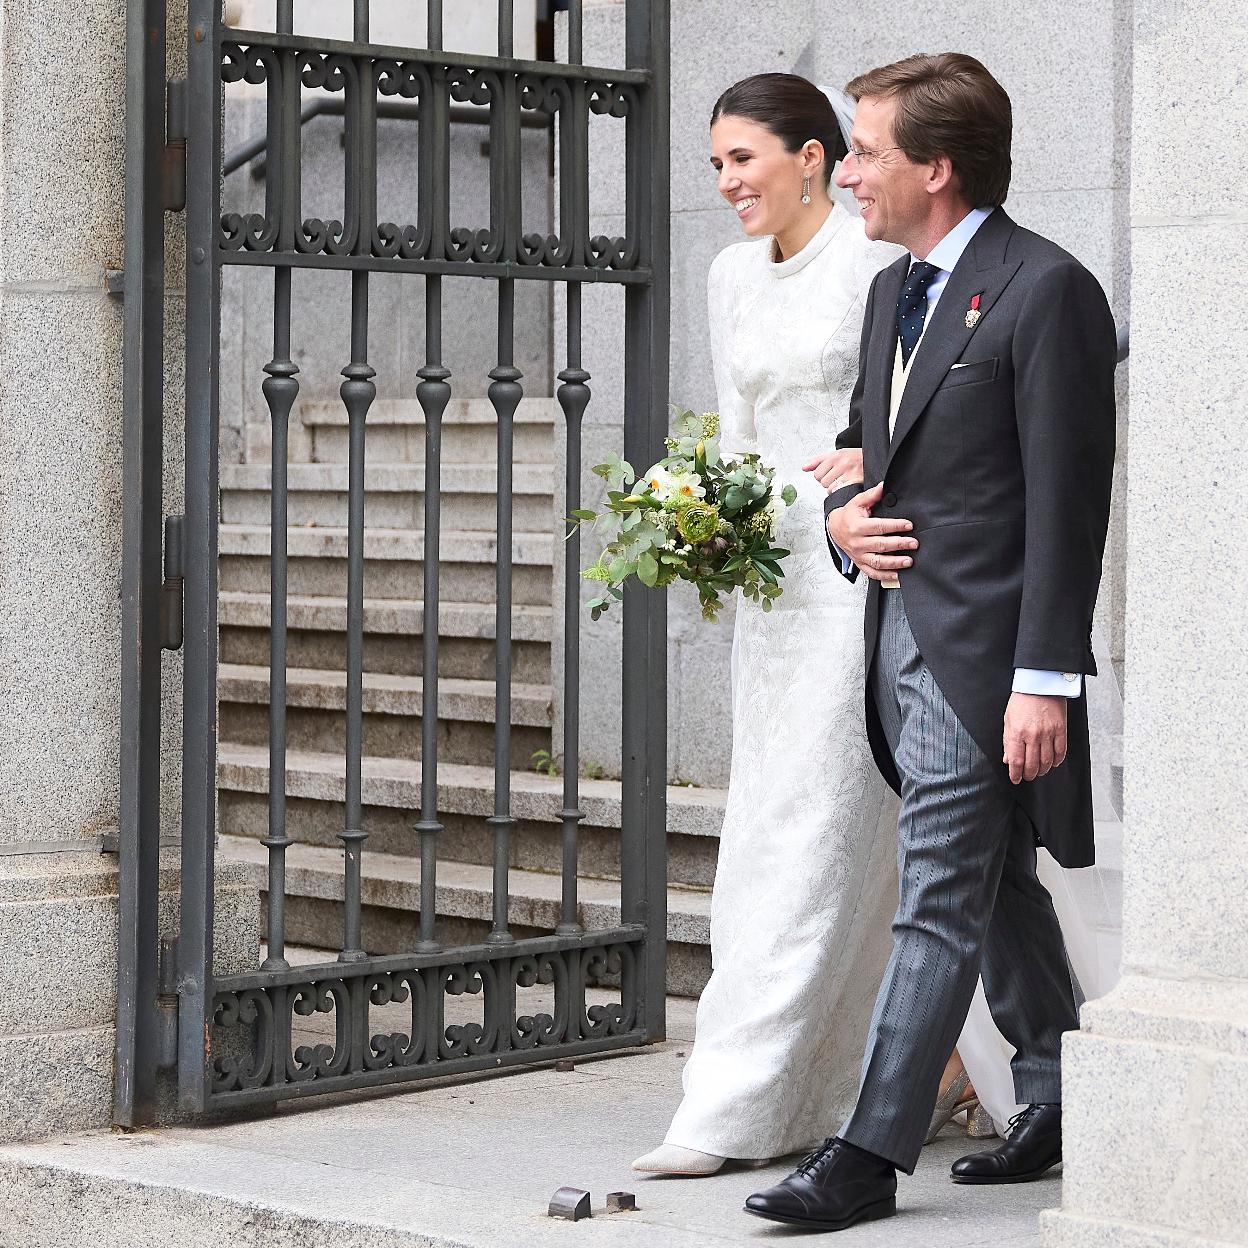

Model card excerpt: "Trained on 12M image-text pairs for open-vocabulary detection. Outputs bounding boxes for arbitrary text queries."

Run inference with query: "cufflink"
[1063,672,1077,682]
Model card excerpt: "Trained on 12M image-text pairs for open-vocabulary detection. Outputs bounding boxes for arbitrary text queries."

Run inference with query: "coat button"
[883,491,898,507]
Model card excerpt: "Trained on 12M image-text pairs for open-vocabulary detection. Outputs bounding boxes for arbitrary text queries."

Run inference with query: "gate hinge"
[156,936,180,1069]
[161,514,185,651]
[163,78,187,213]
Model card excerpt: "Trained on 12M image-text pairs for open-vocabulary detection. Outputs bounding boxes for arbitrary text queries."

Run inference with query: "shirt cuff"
[1012,668,1083,697]
[830,540,855,576]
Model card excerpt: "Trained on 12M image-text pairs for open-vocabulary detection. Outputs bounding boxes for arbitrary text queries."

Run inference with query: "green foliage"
[530,749,559,777]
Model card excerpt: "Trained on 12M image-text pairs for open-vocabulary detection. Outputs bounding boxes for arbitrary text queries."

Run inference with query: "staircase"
[216,396,725,995]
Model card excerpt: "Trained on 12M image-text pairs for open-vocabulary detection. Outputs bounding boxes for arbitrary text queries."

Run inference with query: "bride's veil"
[820,85,862,219]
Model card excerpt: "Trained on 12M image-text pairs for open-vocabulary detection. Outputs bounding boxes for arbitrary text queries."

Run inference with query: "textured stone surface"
[1046,4,1248,1243]
[0,288,125,846]
[0,991,1053,1247]
[0,1027,116,1146]
[0,0,126,285]
[0,852,259,1142]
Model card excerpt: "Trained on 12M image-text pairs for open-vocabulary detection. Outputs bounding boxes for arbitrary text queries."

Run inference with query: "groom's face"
[837,95,931,249]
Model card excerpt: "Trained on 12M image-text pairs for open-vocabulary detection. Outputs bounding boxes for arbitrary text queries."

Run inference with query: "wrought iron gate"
[117,0,669,1122]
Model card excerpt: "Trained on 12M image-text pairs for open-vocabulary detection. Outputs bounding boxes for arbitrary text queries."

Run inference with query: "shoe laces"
[1006,1104,1044,1134]
[794,1139,841,1177]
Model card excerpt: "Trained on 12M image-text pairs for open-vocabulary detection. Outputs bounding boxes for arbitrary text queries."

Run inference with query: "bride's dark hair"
[710,73,848,186]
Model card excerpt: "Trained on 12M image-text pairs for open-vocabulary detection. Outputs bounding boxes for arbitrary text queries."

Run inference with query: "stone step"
[217,742,727,890]
[298,396,558,466]
[218,524,554,605]
[218,591,552,683]
[218,664,552,769]
[219,462,556,531]
[217,833,712,997]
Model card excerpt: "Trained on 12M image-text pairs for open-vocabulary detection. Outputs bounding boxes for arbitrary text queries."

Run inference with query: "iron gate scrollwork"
[120,0,668,1120]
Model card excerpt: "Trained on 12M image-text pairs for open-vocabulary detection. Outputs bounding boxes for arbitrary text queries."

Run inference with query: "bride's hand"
[802,448,864,492]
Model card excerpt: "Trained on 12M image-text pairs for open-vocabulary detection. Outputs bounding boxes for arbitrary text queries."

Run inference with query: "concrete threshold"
[0,993,1055,1247]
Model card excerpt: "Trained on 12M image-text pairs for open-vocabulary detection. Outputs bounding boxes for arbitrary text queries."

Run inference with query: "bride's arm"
[706,249,757,457]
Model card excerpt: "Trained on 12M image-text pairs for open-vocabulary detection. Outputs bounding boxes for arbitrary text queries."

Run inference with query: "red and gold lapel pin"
[965,293,983,329]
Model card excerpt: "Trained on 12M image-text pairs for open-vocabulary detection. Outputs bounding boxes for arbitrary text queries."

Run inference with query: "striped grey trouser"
[840,590,1078,1174]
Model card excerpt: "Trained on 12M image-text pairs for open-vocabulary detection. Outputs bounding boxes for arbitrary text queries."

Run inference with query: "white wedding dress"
[663,203,906,1158]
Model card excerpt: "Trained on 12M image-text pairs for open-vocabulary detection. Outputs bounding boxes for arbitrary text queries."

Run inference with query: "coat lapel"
[886,208,1022,470]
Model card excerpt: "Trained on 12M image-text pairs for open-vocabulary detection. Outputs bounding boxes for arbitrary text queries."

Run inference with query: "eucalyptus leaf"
[781,484,798,506]
[636,551,659,587]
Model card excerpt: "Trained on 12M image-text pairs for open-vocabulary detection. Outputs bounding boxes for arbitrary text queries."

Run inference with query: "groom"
[746,54,1116,1230]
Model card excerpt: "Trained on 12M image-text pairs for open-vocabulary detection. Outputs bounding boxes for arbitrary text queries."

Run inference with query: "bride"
[633,73,1016,1177]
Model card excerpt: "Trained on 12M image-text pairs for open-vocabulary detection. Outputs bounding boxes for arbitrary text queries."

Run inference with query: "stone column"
[1042,4,1248,1244]
[0,0,253,1139]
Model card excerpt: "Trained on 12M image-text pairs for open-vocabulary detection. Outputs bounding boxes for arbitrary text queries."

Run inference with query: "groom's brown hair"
[846,53,1012,207]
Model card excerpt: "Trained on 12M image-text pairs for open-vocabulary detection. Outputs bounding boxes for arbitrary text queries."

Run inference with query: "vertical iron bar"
[178,0,223,1112]
[340,288,372,965]
[339,4,376,963]
[621,0,670,1042]
[487,279,521,945]
[427,0,443,53]
[116,0,168,1129]
[556,285,588,935]
[260,0,299,974]
[415,279,449,953]
[414,6,451,951]
[568,0,583,64]
[498,0,514,58]
[261,270,297,970]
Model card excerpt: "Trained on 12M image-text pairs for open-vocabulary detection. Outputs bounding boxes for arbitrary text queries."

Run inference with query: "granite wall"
[1043,3,1248,1243]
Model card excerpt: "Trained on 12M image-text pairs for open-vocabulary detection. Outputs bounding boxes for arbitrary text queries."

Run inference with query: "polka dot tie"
[896,260,940,368]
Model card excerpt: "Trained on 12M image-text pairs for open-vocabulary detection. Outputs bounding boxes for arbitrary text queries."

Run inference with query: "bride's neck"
[772,200,833,263]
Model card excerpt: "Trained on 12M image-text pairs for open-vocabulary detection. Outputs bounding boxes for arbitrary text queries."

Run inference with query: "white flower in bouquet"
[642,463,677,500]
[765,494,788,527]
[668,472,707,506]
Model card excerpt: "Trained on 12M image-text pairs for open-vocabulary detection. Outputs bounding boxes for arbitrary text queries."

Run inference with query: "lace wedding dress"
[662,204,905,1158]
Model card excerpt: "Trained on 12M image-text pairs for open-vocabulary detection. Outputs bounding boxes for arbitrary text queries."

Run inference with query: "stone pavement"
[0,994,1058,1247]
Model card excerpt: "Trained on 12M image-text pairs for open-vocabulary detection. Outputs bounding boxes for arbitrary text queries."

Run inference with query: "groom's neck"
[901,193,976,261]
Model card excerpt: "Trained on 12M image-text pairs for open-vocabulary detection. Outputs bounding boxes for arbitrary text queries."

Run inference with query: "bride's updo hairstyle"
[710,73,847,186]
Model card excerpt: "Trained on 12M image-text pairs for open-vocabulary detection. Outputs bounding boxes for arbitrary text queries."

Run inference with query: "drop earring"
[801,176,811,205]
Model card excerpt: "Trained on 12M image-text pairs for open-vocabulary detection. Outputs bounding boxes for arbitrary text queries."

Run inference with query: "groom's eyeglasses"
[844,145,902,166]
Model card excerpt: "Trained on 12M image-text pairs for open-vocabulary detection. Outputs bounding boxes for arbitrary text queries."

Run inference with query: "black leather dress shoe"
[951,1103,1062,1184]
[745,1138,897,1231]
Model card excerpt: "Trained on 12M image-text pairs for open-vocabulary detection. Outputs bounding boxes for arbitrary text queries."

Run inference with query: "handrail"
[224,97,551,179]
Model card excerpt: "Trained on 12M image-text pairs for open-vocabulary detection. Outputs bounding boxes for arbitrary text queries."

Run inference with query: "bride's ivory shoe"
[631,1144,773,1176]
[631,1144,725,1175]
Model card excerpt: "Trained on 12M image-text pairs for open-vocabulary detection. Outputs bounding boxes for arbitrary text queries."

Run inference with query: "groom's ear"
[925,152,957,197]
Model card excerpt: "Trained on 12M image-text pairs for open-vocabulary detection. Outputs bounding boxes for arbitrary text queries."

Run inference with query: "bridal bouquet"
[572,408,797,622]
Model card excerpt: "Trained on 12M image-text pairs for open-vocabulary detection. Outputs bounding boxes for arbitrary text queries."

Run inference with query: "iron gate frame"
[118,0,669,1123]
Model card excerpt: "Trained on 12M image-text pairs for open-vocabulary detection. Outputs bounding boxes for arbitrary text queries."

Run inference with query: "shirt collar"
[913,206,993,275]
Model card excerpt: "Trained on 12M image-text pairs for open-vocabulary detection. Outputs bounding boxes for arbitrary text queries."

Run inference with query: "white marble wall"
[1043,3,1248,1242]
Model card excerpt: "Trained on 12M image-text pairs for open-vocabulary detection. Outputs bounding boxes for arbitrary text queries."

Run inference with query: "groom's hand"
[1003,693,1069,784]
[826,482,917,582]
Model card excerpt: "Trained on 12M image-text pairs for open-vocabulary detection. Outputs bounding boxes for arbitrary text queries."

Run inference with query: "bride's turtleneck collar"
[767,202,848,278]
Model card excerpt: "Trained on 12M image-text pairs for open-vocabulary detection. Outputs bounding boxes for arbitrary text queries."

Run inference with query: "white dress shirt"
[833,207,1082,698]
